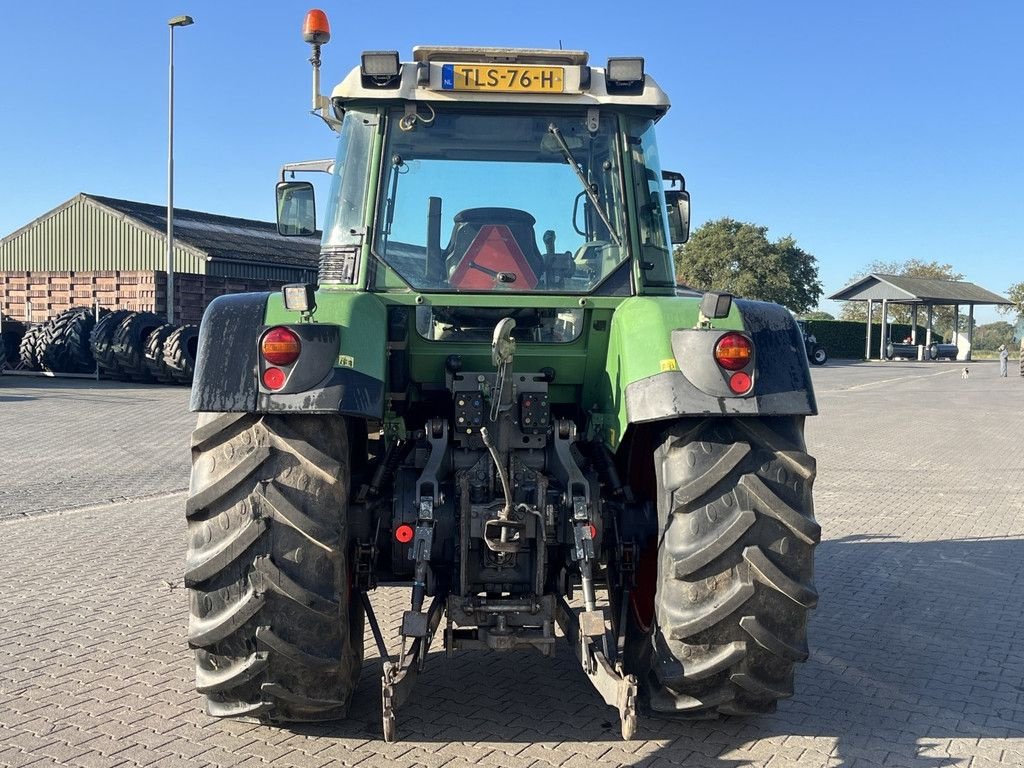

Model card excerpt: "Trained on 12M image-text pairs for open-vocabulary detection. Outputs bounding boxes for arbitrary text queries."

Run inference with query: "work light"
[282,283,316,313]
[606,57,644,85]
[361,51,401,84]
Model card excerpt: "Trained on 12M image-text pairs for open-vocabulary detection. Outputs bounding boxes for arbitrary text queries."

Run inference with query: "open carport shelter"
[0,193,319,325]
[829,274,1012,361]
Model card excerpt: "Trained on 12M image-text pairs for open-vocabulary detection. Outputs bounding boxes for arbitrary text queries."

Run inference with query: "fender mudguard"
[189,292,384,418]
[190,292,269,413]
[622,298,817,423]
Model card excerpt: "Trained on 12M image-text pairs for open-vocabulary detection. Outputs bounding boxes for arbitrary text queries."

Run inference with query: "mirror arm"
[662,169,685,189]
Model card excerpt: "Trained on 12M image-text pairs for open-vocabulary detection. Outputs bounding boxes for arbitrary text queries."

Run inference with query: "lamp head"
[302,9,331,45]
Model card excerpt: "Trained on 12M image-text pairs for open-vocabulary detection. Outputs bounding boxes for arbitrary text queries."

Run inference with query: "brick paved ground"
[0,380,192,520]
[0,361,1022,767]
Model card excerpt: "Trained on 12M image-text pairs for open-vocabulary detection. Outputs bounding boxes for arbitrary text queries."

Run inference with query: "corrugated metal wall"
[206,259,316,283]
[0,196,206,274]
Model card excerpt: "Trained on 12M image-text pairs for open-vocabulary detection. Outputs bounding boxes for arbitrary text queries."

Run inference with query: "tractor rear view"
[185,11,820,741]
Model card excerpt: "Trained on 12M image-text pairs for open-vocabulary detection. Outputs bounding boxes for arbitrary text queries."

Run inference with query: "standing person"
[999,344,1009,377]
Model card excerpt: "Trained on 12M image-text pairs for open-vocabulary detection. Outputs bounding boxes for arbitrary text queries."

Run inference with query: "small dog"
[961,367,970,379]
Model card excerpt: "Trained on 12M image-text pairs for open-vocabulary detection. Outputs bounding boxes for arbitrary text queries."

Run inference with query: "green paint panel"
[600,296,745,441]
[265,290,387,381]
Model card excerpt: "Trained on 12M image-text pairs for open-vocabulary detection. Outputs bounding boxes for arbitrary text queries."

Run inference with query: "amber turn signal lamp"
[261,327,301,366]
[714,333,752,371]
[302,9,331,45]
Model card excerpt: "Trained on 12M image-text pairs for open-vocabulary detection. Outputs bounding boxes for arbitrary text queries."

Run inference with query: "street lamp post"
[167,15,194,324]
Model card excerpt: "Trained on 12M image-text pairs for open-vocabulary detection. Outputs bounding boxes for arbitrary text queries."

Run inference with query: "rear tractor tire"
[632,417,819,718]
[112,311,165,382]
[164,324,200,385]
[144,323,178,383]
[19,325,46,370]
[1,315,26,369]
[40,306,105,374]
[186,413,364,721]
[90,309,132,379]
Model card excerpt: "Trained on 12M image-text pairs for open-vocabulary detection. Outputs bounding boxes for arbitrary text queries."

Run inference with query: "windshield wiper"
[547,124,621,246]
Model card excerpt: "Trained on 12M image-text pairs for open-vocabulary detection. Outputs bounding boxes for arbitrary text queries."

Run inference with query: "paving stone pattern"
[0,380,193,520]
[0,361,1022,767]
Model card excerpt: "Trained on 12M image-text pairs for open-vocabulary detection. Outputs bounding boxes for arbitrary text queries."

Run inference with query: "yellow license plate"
[441,64,564,93]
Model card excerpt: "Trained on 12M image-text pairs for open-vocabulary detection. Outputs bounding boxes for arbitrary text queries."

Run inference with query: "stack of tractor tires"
[39,307,107,374]
[185,414,364,721]
[88,310,199,385]
[631,416,820,719]
[5,307,198,384]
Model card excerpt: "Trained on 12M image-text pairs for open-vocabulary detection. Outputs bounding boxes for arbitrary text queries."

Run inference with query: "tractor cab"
[276,44,690,300]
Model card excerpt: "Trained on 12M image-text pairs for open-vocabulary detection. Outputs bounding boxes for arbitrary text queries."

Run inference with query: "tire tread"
[186,413,362,722]
[639,417,818,718]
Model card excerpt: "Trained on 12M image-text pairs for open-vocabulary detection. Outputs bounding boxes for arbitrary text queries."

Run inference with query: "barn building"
[0,193,319,326]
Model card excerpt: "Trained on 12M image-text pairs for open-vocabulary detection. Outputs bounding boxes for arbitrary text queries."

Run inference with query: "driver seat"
[445,208,545,288]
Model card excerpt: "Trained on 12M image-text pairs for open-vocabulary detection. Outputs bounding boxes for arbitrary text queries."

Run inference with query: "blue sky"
[1,1,1021,322]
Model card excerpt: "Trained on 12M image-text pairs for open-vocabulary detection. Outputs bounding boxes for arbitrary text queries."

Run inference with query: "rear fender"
[603,297,816,443]
[190,290,386,418]
[190,293,269,412]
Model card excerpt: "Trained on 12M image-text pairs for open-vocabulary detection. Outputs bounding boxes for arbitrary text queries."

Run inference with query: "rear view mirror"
[665,189,690,245]
[276,181,317,236]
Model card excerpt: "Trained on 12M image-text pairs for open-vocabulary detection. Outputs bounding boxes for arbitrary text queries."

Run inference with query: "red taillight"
[714,333,752,371]
[394,524,414,543]
[262,367,287,390]
[261,327,301,366]
[728,370,753,395]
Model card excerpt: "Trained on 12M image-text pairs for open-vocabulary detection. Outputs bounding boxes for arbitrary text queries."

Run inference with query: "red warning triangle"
[449,225,539,291]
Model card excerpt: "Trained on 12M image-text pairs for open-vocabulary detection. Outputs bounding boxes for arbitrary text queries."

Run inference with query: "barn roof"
[85,194,320,269]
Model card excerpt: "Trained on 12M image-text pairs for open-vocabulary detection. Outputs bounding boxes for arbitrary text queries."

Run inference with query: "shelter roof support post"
[880,299,889,360]
[964,304,974,362]
[865,299,873,361]
[953,304,960,360]
[911,305,918,345]
[926,305,933,350]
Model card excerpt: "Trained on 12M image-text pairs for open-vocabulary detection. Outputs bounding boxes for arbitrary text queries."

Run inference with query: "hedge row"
[802,320,945,359]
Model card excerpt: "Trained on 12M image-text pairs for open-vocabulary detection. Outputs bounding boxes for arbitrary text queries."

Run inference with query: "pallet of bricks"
[0,271,198,384]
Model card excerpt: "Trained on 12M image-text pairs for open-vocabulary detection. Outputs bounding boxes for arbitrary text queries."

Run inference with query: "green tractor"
[185,11,820,742]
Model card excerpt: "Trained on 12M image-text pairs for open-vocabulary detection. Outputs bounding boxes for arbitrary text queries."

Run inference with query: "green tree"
[798,310,835,321]
[674,218,822,313]
[837,259,964,335]
[972,321,1014,351]
[998,281,1024,319]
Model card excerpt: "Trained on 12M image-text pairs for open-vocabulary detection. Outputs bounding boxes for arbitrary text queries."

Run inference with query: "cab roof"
[329,46,670,115]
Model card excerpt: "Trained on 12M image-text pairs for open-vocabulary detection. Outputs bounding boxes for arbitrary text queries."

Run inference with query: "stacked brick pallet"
[1,271,158,323]
[0,270,285,326]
